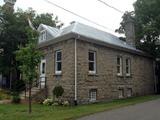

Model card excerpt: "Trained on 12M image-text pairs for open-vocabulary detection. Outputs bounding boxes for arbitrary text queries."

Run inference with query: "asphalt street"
[77,99,160,120]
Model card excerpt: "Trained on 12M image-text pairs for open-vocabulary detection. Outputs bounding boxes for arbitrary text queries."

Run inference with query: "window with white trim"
[126,58,131,76]
[39,30,46,42]
[118,88,124,99]
[89,89,97,102]
[117,56,122,76]
[55,50,62,75]
[127,88,132,97]
[40,59,46,75]
[89,51,96,74]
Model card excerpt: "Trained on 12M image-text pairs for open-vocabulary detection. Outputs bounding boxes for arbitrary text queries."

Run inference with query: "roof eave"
[38,32,152,58]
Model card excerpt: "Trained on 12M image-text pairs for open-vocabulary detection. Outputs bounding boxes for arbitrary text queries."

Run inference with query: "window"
[126,58,131,76]
[118,88,124,99]
[40,59,46,75]
[127,88,132,97]
[39,30,46,42]
[55,50,62,74]
[89,89,97,102]
[89,51,96,74]
[117,56,122,76]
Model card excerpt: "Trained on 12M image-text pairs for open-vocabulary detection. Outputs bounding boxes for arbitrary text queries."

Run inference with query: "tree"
[134,0,160,58]
[16,28,42,113]
[116,0,160,59]
[0,6,63,89]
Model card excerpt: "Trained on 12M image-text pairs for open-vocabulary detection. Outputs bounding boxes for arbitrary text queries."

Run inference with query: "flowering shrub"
[43,98,53,106]
[63,101,70,106]
[52,102,59,106]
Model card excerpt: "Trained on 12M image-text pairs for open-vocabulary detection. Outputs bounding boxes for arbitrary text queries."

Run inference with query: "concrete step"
[20,87,42,99]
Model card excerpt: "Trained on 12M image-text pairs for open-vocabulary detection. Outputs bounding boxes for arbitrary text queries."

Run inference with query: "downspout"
[153,61,157,94]
[74,35,80,105]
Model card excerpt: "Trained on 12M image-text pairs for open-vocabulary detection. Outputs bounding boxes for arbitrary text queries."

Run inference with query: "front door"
[0,74,2,88]
[40,59,46,87]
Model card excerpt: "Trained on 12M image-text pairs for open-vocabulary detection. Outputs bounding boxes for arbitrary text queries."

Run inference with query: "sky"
[0,0,136,36]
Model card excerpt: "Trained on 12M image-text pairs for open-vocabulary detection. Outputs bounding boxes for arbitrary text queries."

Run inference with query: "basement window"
[118,88,124,99]
[127,88,132,97]
[88,51,96,74]
[55,50,62,75]
[89,89,97,102]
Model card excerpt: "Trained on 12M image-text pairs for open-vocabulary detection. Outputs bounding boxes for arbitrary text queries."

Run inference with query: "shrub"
[0,90,11,100]
[52,85,64,98]
[12,94,21,104]
[63,101,70,106]
[12,80,25,93]
[43,98,53,106]
[52,102,59,106]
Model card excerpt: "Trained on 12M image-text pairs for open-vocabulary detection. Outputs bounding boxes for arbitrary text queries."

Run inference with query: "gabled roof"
[38,22,149,56]
[38,24,60,38]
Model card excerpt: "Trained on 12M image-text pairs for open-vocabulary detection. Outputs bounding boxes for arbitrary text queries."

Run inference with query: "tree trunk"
[9,70,12,89]
[28,84,32,114]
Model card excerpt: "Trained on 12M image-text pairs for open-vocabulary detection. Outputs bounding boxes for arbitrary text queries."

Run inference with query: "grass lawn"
[0,95,160,120]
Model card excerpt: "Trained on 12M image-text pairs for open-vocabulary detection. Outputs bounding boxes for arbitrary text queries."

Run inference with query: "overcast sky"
[0,0,136,36]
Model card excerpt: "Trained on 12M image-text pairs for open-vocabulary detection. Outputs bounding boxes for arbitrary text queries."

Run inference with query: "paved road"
[77,99,160,120]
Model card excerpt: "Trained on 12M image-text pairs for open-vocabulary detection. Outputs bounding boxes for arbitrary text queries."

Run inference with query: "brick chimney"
[124,13,136,47]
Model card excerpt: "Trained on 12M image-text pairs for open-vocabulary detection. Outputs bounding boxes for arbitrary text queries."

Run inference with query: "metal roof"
[38,22,143,53]
[38,24,60,38]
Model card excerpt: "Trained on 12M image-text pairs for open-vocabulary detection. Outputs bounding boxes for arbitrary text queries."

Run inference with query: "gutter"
[38,32,152,58]
[74,34,80,105]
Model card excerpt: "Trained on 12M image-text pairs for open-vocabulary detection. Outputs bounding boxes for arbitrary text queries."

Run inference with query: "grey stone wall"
[40,38,155,104]
[41,39,75,102]
[76,40,154,103]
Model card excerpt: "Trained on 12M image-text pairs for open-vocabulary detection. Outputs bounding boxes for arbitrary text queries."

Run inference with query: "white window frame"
[40,59,46,76]
[117,56,122,76]
[55,50,62,75]
[127,88,132,97]
[88,51,96,74]
[126,58,131,76]
[118,88,124,99]
[89,89,97,102]
[39,30,46,42]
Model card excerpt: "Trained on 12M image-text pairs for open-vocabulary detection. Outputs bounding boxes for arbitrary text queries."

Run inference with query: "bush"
[63,101,70,106]
[12,80,25,93]
[43,98,53,106]
[0,90,11,100]
[52,85,64,98]
[52,102,59,106]
[12,94,21,104]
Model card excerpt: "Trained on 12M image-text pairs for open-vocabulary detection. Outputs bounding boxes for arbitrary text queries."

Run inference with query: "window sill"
[117,74,123,78]
[88,73,98,76]
[53,73,62,76]
[125,75,132,78]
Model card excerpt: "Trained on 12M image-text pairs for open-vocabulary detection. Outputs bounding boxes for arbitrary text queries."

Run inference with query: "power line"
[97,0,124,14]
[43,0,115,32]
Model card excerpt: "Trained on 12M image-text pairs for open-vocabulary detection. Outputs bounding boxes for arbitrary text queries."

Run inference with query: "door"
[40,59,46,87]
[0,74,2,88]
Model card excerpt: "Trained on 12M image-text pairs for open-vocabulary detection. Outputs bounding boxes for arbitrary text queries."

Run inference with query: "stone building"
[37,20,155,104]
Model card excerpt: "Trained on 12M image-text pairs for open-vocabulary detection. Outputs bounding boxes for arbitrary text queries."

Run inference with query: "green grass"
[0,95,160,120]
